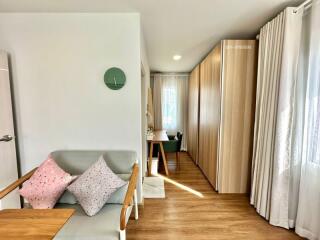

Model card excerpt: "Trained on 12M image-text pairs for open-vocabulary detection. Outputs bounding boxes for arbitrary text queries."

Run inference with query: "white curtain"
[250,9,288,220]
[251,1,320,239]
[153,76,163,130]
[269,7,303,228]
[153,74,189,150]
[295,1,320,239]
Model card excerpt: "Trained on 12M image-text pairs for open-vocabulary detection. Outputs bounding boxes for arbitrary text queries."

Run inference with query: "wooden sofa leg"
[120,229,126,240]
[134,189,138,220]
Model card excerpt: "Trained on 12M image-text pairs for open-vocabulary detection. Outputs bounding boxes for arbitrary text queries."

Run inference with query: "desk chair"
[163,132,183,169]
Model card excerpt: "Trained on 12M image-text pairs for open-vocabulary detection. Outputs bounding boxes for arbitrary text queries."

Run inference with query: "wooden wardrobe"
[187,65,200,164]
[188,40,257,193]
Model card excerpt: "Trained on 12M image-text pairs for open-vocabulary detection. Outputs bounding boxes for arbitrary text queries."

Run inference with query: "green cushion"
[54,203,132,240]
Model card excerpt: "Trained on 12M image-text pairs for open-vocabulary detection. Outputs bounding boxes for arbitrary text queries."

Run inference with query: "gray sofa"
[53,150,139,240]
[0,150,139,240]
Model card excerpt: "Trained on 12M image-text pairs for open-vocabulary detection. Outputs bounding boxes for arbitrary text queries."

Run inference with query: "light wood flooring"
[127,152,302,240]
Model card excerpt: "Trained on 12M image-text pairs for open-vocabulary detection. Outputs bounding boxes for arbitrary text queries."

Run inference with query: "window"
[162,86,177,130]
[152,74,188,150]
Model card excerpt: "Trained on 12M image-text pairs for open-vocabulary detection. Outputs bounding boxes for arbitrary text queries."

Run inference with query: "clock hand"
[114,76,117,86]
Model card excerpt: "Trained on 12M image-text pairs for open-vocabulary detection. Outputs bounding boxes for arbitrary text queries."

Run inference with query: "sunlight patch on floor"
[154,173,204,198]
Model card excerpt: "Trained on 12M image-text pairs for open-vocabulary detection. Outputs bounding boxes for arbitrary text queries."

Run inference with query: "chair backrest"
[177,132,183,151]
[51,150,137,175]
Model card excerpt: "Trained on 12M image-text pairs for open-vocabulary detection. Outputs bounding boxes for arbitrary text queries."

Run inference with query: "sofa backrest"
[51,150,137,175]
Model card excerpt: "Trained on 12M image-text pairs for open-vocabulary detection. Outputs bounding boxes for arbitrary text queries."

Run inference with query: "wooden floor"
[127,152,302,240]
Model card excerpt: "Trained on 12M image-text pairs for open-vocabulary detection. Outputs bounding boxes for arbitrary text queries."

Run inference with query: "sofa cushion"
[67,156,127,216]
[51,150,137,175]
[58,173,131,205]
[107,183,128,204]
[19,156,74,209]
[54,203,132,240]
[58,190,77,204]
[58,185,129,205]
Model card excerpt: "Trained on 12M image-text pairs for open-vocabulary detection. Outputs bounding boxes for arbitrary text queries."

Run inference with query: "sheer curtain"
[251,1,320,239]
[153,76,163,130]
[153,74,189,150]
[295,1,320,239]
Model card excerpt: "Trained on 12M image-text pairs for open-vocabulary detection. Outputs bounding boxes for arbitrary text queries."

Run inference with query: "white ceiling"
[0,0,303,72]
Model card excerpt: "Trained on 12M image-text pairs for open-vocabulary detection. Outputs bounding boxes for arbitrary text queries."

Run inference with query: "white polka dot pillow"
[67,156,127,216]
[19,155,75,209]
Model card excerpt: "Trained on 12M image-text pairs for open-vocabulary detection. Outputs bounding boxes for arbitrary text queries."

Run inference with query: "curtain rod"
[256,0,313,39]
[294,0,312,12]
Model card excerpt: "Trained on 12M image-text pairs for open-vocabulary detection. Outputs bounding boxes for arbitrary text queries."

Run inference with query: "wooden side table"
[0,208,75,239]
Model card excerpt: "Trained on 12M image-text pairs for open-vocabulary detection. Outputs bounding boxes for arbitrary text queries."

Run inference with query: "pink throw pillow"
[19,155,74,209]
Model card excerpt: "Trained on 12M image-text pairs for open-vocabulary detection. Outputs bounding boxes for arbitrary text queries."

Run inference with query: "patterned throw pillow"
[19,156,75,209]
[67,156,127,216]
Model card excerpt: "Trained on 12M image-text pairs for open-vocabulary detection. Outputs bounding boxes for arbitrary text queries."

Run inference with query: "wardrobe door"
[199,43,221,189]
[187,65,200,164]
[218,40,257,193]
[198,59,208,175]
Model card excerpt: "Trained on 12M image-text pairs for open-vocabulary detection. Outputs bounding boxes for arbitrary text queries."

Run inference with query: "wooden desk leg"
[159,142,169,176]
[148,142,154,176]
[176,152,180,170]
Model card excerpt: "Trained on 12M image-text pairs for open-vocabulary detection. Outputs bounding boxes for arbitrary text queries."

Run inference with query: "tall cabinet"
[188,40,257,193]
[198,43,222,189]
[187,65,200,164]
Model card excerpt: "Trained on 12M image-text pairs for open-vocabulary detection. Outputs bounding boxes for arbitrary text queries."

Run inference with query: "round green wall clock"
[104,67,126,90]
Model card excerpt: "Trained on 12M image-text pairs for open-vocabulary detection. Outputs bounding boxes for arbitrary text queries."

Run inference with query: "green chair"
[163,132,183,169]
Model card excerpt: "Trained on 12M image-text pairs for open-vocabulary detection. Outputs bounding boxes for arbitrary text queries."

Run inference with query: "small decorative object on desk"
[147,128,154,140]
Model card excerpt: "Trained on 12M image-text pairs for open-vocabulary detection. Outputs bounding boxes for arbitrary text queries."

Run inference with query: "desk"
[147,130,169,176]
[0,208,75,239]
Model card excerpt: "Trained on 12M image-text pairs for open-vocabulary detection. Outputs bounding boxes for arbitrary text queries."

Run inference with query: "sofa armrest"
[120,164,139,230]
[0,168,37,200]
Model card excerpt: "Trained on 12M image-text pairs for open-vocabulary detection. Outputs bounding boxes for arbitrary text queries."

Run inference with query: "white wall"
[140,29,150,178]
[0,13,144,202]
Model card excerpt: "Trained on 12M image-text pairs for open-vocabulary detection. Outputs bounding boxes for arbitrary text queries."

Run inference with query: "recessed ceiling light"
[173,55,182,61]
